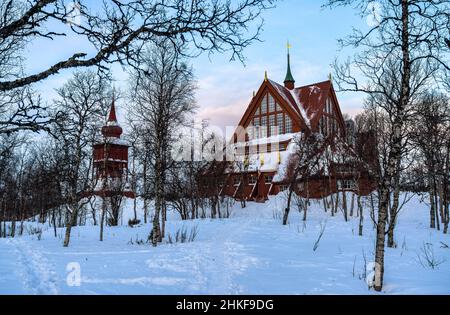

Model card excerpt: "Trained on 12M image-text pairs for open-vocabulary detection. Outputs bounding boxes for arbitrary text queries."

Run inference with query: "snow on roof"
[227,133,302,174]
[106,120,120,127]
[234,133,295,148]
[267,79,332,130]
[288,88,311,128]
[95,137,129,146]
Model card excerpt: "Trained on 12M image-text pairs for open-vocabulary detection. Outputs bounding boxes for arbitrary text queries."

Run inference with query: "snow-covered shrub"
[417,243,446,269]
[167,225,199,244]
[312,221,327,251]
[26,226,43,240]
[128,235,147,245]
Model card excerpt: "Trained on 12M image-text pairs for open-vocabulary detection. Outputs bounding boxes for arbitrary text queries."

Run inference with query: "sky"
[25,0,370,130]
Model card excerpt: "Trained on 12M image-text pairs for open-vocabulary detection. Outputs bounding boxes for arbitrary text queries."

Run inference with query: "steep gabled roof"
[236,79,304,132]
[234,78,345,142]
[108,99,118,122]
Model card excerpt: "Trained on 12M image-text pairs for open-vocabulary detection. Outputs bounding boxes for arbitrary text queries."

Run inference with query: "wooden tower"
[92,98,135,198]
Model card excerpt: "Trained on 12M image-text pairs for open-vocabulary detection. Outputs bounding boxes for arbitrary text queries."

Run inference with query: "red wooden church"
[202,46,376,202]
[91,99,135,198]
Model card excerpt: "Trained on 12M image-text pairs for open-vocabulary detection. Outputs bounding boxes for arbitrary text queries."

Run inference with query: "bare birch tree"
[325,0,449,291]
[129,41,196,246]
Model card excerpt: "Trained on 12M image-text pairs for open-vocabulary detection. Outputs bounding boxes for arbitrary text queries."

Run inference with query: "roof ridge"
[294,80,331,90]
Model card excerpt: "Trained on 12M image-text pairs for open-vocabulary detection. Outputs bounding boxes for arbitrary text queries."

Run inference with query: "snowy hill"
[0,193,449,295]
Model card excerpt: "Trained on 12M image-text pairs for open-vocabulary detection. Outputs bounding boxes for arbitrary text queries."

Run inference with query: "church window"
[268,95,276,113]
[277,113,284,133]
[265,175,273,184]
[285,116,293,133]
[261,116,267,127]
[269,115,276,136]
[338,180,356,190]
[261,95,268,114]
[261,116,267,138]
[247,126,255,140]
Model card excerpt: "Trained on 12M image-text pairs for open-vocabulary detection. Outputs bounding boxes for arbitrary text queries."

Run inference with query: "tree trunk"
[303,197,308,221]
[387,178,401,248]
[342,191,348,222]
[350,193,355,217]
[358,194,363,236]
[330,194,335,217]
[11,218,16,238]
[444,145,449,234]
[438,183,444,224]
[53,209,57,238]
[143,159,148,224]
[374,186,389,291]
[323,197,328,213]
[63,204,78,247]
[283,184,296,225]
[133,194,138,222]
[161,201,167,238]
[434,178,440,231]
[100,197,106,241]
[151,159,163,246]
[334,191,340,216]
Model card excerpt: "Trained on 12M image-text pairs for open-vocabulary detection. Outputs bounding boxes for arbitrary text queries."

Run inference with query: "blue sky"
[26,0,369,129]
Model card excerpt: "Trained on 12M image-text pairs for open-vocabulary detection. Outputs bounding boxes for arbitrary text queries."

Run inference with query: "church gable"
[244,87,299,140]
[315,84,346,137]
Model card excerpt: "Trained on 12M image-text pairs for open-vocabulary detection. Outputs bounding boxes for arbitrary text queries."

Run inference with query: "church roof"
[102,97,123,139]
[236,78,340,139]
[268,79,333,129]
[108,99,118,122]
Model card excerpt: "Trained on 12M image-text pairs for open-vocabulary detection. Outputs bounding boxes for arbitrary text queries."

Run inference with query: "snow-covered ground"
[0,193,449,295]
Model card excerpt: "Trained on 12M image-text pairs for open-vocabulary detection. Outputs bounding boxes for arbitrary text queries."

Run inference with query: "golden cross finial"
[328,72,333,82]
[264,71,268,81]
[287,40,292,52]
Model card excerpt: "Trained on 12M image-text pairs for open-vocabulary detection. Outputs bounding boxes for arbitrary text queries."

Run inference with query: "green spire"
[284,41,295,84]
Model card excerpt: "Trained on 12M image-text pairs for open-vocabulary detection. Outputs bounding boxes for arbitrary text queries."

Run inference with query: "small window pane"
[261,116,267,127]
[265,175,273,184]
